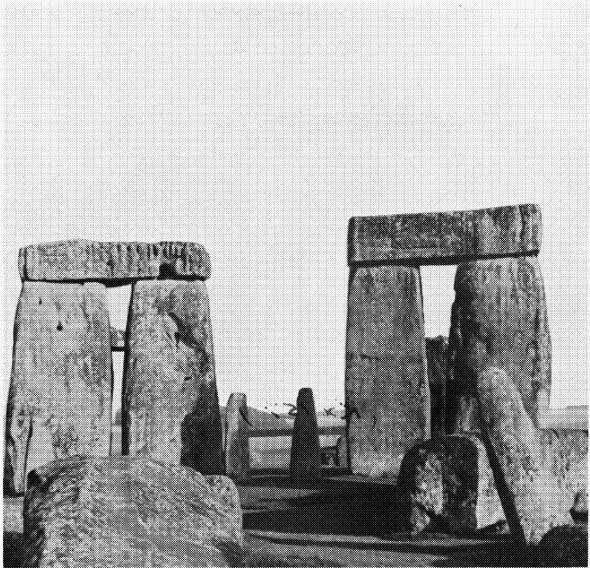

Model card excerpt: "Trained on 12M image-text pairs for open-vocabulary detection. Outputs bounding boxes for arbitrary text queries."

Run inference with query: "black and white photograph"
[1,2,588,566]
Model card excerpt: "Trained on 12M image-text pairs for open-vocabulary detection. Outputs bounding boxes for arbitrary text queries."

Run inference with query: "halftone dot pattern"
[2,4,588,487]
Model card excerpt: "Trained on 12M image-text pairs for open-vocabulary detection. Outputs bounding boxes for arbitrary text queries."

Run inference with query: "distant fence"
[248,425,345,438]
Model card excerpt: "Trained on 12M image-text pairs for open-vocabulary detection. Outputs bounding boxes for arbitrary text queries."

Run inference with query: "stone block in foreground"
[397,434,504,535]
[346,265,430,477]
[19,240,211,281]
[5,282,112,494]
[290,388,321,480]
[348,203,541,265]
[123,280,223,474]
[22,456,243,568]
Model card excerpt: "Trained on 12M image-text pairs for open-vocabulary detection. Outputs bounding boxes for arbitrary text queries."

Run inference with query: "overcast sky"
[2,6,587,413]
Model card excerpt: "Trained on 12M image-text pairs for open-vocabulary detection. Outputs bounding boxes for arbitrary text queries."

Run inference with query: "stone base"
[397,434,504,535]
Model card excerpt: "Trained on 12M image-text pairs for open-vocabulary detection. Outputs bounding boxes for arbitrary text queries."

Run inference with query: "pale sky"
[2,6,587,414]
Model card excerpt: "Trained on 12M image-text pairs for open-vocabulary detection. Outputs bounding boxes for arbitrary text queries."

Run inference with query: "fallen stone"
[19,240,211,282]
[397,434,504,535]
[536,524,588,567]
[5,282,112,494]
[346,265,430,477]
[21,456,243,568]
[348,203,541,265]
[426,336,449,437]
[123,280,224,474]
[290,388,322,480]
[224,393,251,480]
[477,367,569,545]
[448,256,551,429]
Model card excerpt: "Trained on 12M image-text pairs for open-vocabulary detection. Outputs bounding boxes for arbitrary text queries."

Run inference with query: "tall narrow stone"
[448,256,551,430]
[123,280,223,474]
[426,336,449,437]
[4,282,112,494]
[477,367,568,545]
[346,265,430,477]
[290,388,321,480]
[224,393,250,480]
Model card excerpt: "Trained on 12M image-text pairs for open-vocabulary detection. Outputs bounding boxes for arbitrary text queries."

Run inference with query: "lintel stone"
[348,203,541,266]
[19,240,211,282]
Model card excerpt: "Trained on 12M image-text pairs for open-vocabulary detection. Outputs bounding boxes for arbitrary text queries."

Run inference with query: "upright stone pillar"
[448,256,551,430]
[224,393,250,480]
[346,266,430,477]
[4,282,112,494]
[290,388,321,480]
[123,280,223,474]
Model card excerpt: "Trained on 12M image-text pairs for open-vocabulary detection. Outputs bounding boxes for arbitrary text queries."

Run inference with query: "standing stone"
[4,282,112,494]
[224,393,250,480]
[397,434,504,535]
[426,336,449,437]
[123,280,223,474]
[22,456,243,568]
[477,367,568,545]
[448,256,551,430]
[290,388,321,480]
[346,265,430,477]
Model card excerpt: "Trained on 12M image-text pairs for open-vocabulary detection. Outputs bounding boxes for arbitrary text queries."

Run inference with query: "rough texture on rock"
[224,393,250,480]
[19,240,211,282]
[540,428,588,525]
[21,456,243,568]
[123,280,223,474]
[571,489,588,523]
[4,282,112,494]
[348,203,541,265]
[448,256,551,429]
[397,434,504,535]
[426,336,449,437]
[346,265,430,477]
[477,367,569,545]
[4,496,24,535]
[290,388,322,480]
[536,524,588,567]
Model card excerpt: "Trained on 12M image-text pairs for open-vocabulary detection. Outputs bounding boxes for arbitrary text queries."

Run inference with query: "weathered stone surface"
[19,240,211,282]
[536,524,588,567]
[4,496,24,535]
[348,203,541,265]
[22,456,243,568]
[426,336,448,437]
[290,388,321,480]
[477,367,569,545]
[540,428,588,525]
[397,434,504,535]
[4,282,112,494]
[346,265,430,477]
[336,435,349,468]
[110,327,126,351]
[224,393,250,480]
[448,256,551,429]
[123,280,223,474]
[571,489,588,523]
